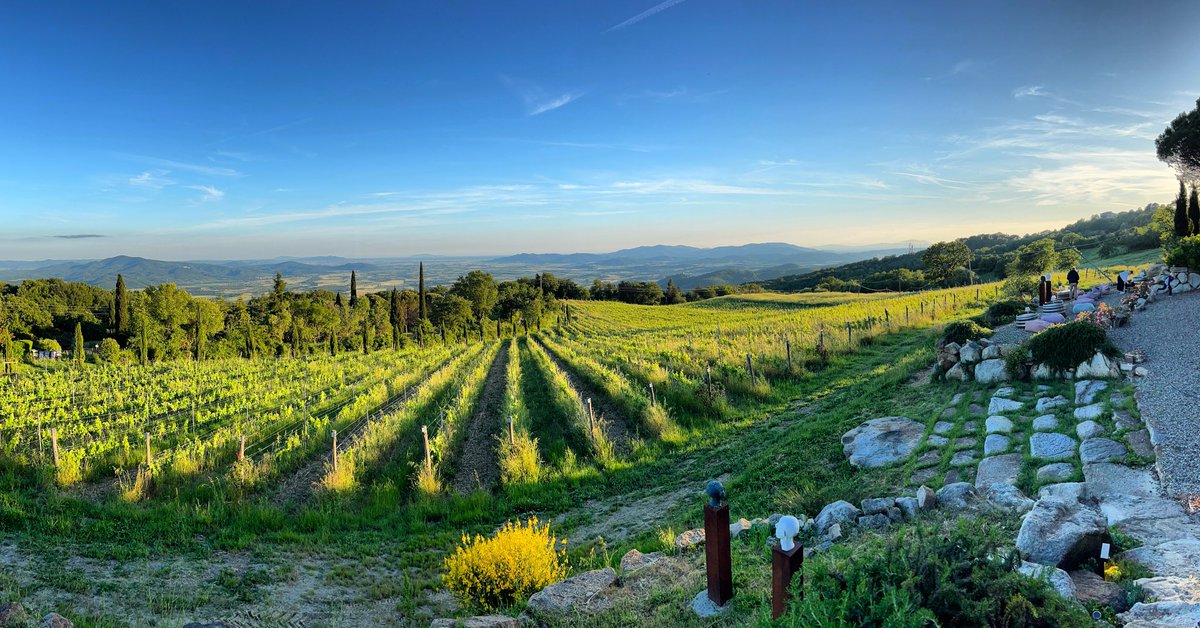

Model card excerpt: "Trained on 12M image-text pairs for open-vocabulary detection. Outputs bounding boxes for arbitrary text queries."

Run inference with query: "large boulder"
[1017,561,1076,599]
[841,417,924,468]
[526,568,617,618]
[945,362,970,382]
[984,483,1035,514]
[935,482,978,510]
[973,359,1008,384]
[959,342,982,365]
[1118,601,1200,627]
[1121,540,1200,579]
[815,500,860,534]
[1075,353,1119,379]
[1016,497,1109,568]
[0,603,28,628]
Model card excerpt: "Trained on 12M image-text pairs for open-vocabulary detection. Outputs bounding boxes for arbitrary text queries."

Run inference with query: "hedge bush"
[779,517,1091,627]
[941,320,992,346]
[1027,321,1119,373]
[1165,235,1200,270]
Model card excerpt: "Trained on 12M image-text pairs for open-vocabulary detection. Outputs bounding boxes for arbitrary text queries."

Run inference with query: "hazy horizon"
[2,1,1197,260]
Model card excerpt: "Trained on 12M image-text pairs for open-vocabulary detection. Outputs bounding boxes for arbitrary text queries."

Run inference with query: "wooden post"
[508,416,515,445]
[586,398,596,433]
[331,430,338,472]
[421,425,432,470]
[745,354,754,381]
[705,366,713,396]
[846,322,852,345]
[905,305,910,324]
[38,417,44,461]
[704,503,734,607]
[144,432,151,466]
[238,435,245,460]
[771,544,805,620]
[884,310,890,329]
[785,339,792,374]
[818,329,824,348]
[649,382,656,407]
[50,427,60,468]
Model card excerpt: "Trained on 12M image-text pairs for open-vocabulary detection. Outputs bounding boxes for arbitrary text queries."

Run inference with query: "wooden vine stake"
[586,398,596,434]
[786,339,793,374]
[421,425,432,471]
[508,416,515,445]
[745,354,754,381]
[331,430,339,472]
[238,435,245,461]
[50,427,60,468]
[144,432,152,467]
[648,382,656,407]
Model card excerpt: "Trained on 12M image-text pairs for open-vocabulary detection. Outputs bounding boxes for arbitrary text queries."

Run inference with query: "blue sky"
[2,1,1199,260]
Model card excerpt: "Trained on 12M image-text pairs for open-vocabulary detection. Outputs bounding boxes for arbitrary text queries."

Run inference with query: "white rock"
[815,500,860,534]
[1074,380,1108,405]
[973,359,1008,384]
[1076,421,1105,440]
[1035,396,1068,413]
[1032,414,1059,431]
[1118,601,1200,628]
[985,416,1014,433]
[982,345,1002,360]
[1018,560,1077,599]
[1032,363,1055,380]
[983,434,1011,456]
[959,343,982,365]
[690,590,731,618]
[1016,497,1108,568]
[988,396,1024,415]
[935,482,978,509]
[993,386,1016,398]
[1030,432,1077,461]
[841,417,925,468]
[527,568,617,618]
[975,453,1022,488]
[1074,403,1105,421]
[945,362,970,382]
[1134,576,1200,603]
[986,484,1035,513]
[1121,540,1200,579]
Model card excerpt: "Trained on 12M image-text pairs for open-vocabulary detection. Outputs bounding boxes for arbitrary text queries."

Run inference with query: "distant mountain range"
[0,242,912,296]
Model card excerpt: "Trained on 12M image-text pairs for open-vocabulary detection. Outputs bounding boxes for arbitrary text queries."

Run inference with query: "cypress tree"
[1175,180,1190,237]
[113,274,129,337]
[350,271,359,307]
[139,314,149,365]
[362,318,370,355]
[418,262,427,321]
[73,322,85,366]
[1190,186,1200,237]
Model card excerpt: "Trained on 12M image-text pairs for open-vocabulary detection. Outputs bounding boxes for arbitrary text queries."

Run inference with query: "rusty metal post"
[771,544,804,619]
[704,504,733,607]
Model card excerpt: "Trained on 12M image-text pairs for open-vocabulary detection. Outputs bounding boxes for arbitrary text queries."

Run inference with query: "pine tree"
[73,322,85,366]
[1190,186,1200,237]
[113,274,129,337]
[350,270,359,307]
[1175,180,1190,237]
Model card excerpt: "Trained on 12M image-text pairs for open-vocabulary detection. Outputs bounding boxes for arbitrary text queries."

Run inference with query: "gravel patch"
[1107,290,1200,497]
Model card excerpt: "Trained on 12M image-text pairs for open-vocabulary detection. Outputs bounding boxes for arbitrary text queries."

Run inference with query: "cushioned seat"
[1041,313,1066,324]
[1024,319,1052,332]
[1072,302,1095,313]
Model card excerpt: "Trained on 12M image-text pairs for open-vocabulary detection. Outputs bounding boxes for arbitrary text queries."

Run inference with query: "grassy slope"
[1,287,1053,625]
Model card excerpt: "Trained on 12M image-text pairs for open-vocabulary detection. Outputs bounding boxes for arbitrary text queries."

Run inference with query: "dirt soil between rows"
[450,342,509,493]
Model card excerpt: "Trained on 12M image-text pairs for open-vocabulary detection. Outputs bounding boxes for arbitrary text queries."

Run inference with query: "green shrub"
[34,338,61,352]
[979,299,1028,327]
[1027,321,1119,374]
[96,338,121,363]
[1165,235,1200,269]
[779,518,1091,627]
[1004,343,1031,380]
[941,320,992,346]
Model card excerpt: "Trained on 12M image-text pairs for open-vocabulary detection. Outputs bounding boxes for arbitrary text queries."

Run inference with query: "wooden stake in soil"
[786,339,793,374]
[649,382,656,407]
[50,427,60,468]
[905,305,910,325]
[331,430,338,472]
[508,416,515,445]
[586,398,596,434]
[421,425,432,470]
[238,435,245,461]
[745,354,754,381]
[144,432,151,467]
[846,322,852,346]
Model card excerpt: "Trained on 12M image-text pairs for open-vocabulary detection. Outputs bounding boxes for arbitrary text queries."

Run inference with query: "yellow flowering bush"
[1103,562,1121,582]
[442,517,568,611]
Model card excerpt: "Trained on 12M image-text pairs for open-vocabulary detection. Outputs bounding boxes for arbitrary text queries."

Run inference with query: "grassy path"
[449,342,509,493]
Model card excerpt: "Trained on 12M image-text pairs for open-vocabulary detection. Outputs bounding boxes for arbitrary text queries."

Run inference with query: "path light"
[772,515,804,620]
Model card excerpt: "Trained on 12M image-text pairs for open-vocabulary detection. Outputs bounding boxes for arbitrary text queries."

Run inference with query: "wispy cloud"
[116,153,242,177]
[891,171,973,189]
[128,170,175,190]
[616,87,727,105]
[52,234,106,239]
[501,76,584,116]
[605,0,689,33]
[187,185,225,202]
[529,92,583,116]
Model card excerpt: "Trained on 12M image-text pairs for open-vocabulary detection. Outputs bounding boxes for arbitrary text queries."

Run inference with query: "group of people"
[1036,266,1082,305]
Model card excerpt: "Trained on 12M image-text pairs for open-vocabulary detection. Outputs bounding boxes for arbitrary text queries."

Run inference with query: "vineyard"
[0,282,1004,624]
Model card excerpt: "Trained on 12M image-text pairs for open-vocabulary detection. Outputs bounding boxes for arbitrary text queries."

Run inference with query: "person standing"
[1117,270,1129,292]
[1066,266,1080,300]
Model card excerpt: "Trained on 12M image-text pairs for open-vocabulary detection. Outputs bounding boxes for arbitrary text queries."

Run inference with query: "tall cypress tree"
[73,322,85,366]
[418,262,427,321]
[1176,180,1190,237]
[113,274,129,337]
[350,271,359,307]
[1190,186,1200,237]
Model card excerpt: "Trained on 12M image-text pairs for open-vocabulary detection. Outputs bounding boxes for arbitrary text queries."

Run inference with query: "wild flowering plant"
[1076,303,1114,328]
[442,517,568,611]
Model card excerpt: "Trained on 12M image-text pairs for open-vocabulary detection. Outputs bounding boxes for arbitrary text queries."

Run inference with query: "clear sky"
[2,1,1199,260]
